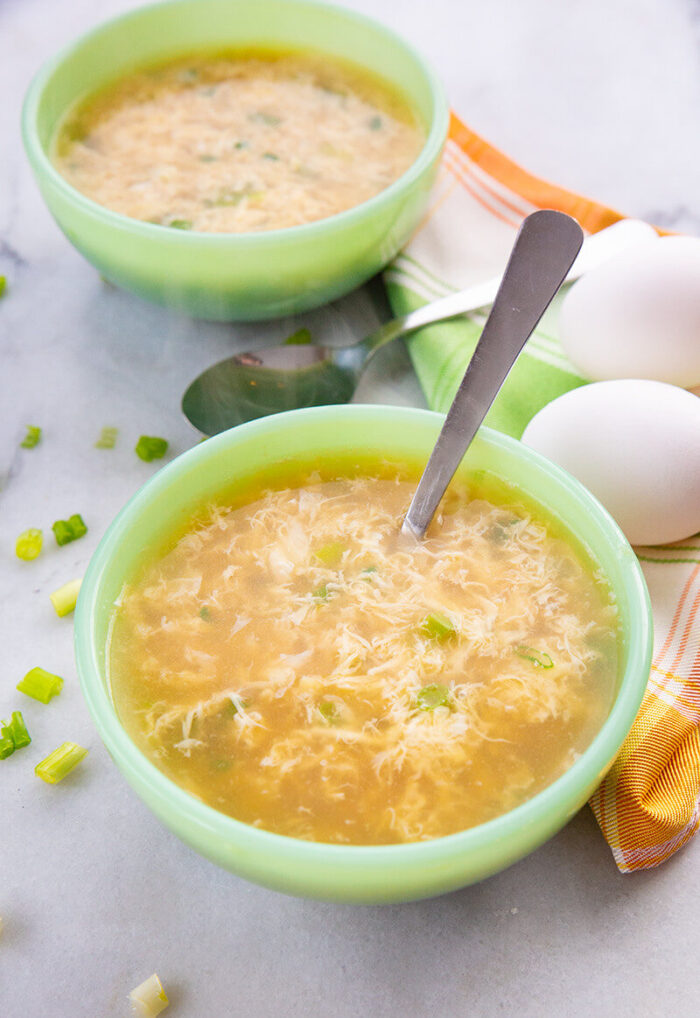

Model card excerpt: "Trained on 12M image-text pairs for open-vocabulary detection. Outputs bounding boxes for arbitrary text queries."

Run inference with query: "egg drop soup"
[108,465,619,845]
[53,50,425,232]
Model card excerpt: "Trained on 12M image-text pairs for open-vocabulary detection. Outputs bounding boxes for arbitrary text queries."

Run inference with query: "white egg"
[521,380,700,546]
[559,235,700,387]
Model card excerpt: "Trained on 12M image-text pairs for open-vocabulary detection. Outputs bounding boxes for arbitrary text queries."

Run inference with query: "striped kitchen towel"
[384,112,700,872]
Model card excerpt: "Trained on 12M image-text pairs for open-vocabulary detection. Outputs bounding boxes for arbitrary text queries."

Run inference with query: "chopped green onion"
[515,646,554,668]
[233,140,249,150]
[313,542,345,567]
[35,742,88,784]
[168,219,192,230]
[7,711,31,749]
[95,426,118,449]
[128,973,169,1016]
[0,275,6,297]
[199,605,212,621]
[15,528,43,561]
[0,727,15,759]
[50,578,82,617]
[262,151,280,160]
[283,327,312,346]
[20,425,41,449]
[250,111,281,126]
[1,711,32,756]
[17,666,64,704]
[199,153,217,162]
[319,701,339,723]
[312,583,330,601]
[135,435,169,462]
[368,115,383,130]
[52,513,87,546]
[220,700,238,718]
[419,611,456,641]
[416,683,451,711]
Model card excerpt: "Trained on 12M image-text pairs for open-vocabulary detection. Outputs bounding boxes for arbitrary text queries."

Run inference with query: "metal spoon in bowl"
[182,218,654,434]
[402,209,583,539]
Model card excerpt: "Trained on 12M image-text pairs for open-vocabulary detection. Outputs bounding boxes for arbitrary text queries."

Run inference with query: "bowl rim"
[75,404,653,868]
[21,0,450,246]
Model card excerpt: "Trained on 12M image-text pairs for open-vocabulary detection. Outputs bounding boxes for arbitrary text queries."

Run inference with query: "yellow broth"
[108,467,619,845]
[53,50,425,232]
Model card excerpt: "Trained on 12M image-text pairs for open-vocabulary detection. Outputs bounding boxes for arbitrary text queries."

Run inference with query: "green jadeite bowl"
[22,0,449,321]
[75,405,652,903]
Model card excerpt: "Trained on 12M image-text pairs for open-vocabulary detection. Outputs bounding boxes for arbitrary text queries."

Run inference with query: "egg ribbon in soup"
[54,50,425,233]
[108,467,620,845]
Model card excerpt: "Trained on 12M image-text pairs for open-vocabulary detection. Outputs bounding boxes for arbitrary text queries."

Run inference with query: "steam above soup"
[53,50,425,232]
[108,467,619,845]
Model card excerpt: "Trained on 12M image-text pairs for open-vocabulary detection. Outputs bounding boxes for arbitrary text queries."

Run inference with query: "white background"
[2,1,699,1015]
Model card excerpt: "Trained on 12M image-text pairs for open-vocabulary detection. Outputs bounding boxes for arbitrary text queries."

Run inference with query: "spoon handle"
[402,210,584,540]
[357,218,653,361]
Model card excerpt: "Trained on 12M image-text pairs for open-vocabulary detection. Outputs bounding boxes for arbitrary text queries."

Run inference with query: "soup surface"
[109,468,619,845]
[54,50,425,232]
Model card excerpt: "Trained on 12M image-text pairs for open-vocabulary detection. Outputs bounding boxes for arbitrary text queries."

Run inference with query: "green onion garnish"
[283,327,312,346]
[135,435,169,462]
[313,542,345,567]
[233,140,249,150]
[168,219,192,230]
[0,275,6,297]
[199,605,212,621]
[312,583,330,601]
[368,115,383,130]
[17,666,64,704]
[52,513,87,546]
[7,711,31,749]
[50,578,82,618]
[319,701,339,723]
[199,153,217,162]
[262,151,280,160]
[416,683,451,711]
[128,973,170,1016]
[15,528,43,561]
[20,425,41,449]
[0,726,15,759]
[419,611,456,641]
[515,646,554,668]
[250,111,281,126]
[35,742,88,784]
[95,426,118,449]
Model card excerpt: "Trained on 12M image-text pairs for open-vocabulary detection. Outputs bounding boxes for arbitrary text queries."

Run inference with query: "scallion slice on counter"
[50,578,82,618]
[0,726,15,759]
[52,514,87,546]
[416,683,451,711]
[128,973,170,1016]
[15,528,43,561]
[7,711,31,749]
[419,611,456,641]
[20,425,41,449]
[17,666,64,704]
[95,426,118,449]
[283,327,312,346]
[35,742,88,784]
[135,435,169,462]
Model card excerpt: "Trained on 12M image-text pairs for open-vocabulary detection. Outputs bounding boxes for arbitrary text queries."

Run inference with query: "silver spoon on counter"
[402,208,583,538]
[182,218,654,434]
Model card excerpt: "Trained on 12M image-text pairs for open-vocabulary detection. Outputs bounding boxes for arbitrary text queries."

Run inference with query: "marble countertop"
[2,1,699,1015]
